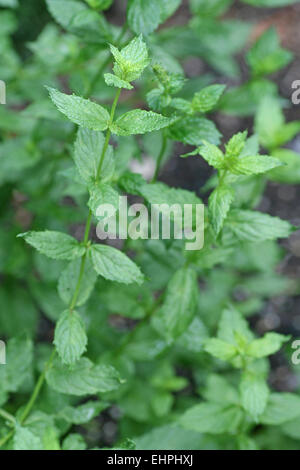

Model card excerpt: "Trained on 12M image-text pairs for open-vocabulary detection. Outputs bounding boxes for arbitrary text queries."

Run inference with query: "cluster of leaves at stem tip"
[0,0,300,452]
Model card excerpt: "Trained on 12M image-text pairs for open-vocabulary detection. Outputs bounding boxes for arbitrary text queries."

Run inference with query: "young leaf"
[247,27,292,76]
[110,35,149,82]
[18,231,85,260]
[225,131,248,158]
[104,73,133,90]
[197,140,225,169]
[246,332,289,358]
[47,87,110,131]
[90,244,144,285]
[191,84,226,113]
[54,310,87,365]
[74,128,115,184]
[268,149,300,184]
[209,184,234,236]
[46,357,122,396]
[240,372,269,420]
[204,338,237,361]
[228,155,282,175]
[153,267,199,341]
[255,96,300,150]
[111,109,172,136]
[217,306,254,344]
[58,258,98,307]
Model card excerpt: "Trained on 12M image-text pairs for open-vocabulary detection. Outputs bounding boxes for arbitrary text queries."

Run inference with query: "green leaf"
[118,172,147,195]
[168,116,221,146]
[85,0,113,9]
[261,393,300,425]
[203,374,239,405]
[47,87,110,131]
[219,78,278,116]
[255,96,300,150]
[209,184,234,236]
[0,0,18,6]
[90,244,144,285]
[139,182,202,229]
[190,0,233,17]
[197,140,225,169]
[228,155,282,176]
[204,338,237,361]
[13,425,43,451]
[58,258,97,307]
[217,306,254,344]
[0,337,33,393]
[88,182,120,219]
[179,402,243,434]
[225,131,248,158]
[46,0,86,30]
[247,27,292,76]
[62,433,87,450]
[191,84,226,113]
[135,424,205,450]
[246,332,289,358]
[54,310,87,365]
[58,401,109,424]
[46,357,122,396]
[127,0,180,35]
[110,35,149,82]
[242,0,298,7]
[178,317,209,353]
[68,9,111,44]
[153,267,199,341]
[74,128,115,184]
[224,210,295,243]
[104,73,133,90]
[127,0,161,35]
[268,149,300,184]
[240,372,269,420]
[111,109,172,136]
[18,231,85,260]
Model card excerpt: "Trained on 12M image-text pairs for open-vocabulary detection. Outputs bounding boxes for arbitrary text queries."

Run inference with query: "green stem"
[0,430,14,449]
[152,133,167,183]
[20,348,56,425]
[96,88,121,180]
[70,88,121,310]
[0,409,15,425]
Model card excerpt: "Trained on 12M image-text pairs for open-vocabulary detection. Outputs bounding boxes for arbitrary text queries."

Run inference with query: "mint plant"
[1,0,300,451]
